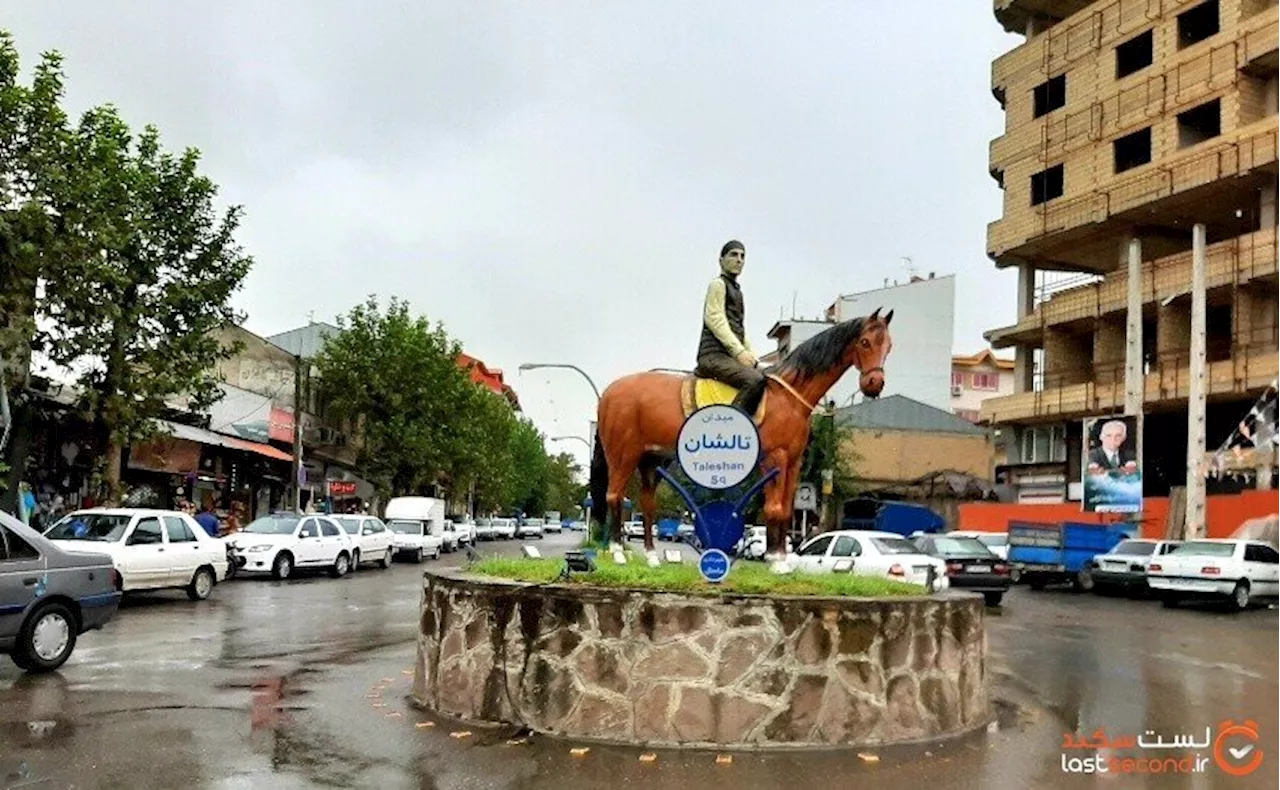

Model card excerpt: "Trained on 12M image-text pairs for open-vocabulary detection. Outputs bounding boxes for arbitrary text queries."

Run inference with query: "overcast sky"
[8,2,1022,471]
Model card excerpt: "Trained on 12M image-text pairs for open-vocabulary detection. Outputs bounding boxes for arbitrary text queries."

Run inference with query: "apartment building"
[951,350,1017,422]
[983,0,1278,503]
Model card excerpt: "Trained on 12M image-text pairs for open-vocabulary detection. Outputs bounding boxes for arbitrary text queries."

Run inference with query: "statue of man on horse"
[589,240,894,563]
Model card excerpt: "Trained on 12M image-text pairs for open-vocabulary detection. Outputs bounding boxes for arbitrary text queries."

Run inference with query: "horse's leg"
[606,452,639,550]
[639,459,659,554]
[761,451,793,564]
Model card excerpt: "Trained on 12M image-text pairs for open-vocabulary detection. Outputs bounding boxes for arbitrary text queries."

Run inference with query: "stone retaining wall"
[413,571,989,748]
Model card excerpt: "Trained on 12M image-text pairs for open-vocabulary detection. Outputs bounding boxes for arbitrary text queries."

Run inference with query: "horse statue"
[589,309,893,560]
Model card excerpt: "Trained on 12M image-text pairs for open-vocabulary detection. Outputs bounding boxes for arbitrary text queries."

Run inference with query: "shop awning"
[159,420,294,463]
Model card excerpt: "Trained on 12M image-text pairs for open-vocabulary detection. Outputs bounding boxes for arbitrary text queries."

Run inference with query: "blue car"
[1,509,122,672]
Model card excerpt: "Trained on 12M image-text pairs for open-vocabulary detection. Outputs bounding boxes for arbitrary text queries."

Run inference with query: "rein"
[766,374,820,415]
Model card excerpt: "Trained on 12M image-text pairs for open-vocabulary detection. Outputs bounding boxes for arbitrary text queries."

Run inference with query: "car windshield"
[388,520,423,535]
[930,537,992,557]
[476,518,491,526]
[872,537,921,555]
[1109,540,1156,556]
[45,513,132,542]
[977,534,1007,548]
[1169,541,1236,557]
[243,515,302,535]
[337,517,363,534]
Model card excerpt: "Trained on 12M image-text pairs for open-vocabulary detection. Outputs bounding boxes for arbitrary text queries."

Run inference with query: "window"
[1256,545,1279,564]
[0,526,41,561]
[831,536,861,557]
[164,516,196,543]
[1116,30,1154,78]
[319,520,341,538]
[299,519,319,539]
[1030,164,1064,206]
[972,372,999,390]
[1033,74,1067,118]
[1018,425,1067,464]
[1177,99,1222,148]
[951,372,964,387]
[338,517,362,535]
[798,535,834,557]
[1177,1,1219,49]
[127,518,164,546]
[1113,127,1152,173]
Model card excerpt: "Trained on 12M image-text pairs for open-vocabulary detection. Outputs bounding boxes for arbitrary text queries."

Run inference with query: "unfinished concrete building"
[982,0,1278,504]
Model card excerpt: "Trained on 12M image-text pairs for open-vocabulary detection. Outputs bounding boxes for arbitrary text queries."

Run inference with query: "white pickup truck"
[384,497,445,563]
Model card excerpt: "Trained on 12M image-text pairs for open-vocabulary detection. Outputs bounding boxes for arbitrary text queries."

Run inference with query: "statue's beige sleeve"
[703,279,745,357]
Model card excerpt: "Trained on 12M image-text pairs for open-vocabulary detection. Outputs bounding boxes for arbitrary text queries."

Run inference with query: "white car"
[491,518,517,540]
[226,513,356,580]
[385,518,443,562]
[439,521,460,552]
[542,516,563,534]
[452,519,477,546]
[1148,539,1280,611]
[737,526,793,560]
[474,518,496,541]
[789,530,948,592]
[624,520,645,538]
[43,508,228,600]
[948,530,1009,561]
[517,518,546,539]
[334,515,395,569]
[1088,538,1181,593]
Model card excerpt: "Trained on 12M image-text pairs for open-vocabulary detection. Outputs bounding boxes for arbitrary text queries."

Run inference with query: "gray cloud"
[8,1,1022,470]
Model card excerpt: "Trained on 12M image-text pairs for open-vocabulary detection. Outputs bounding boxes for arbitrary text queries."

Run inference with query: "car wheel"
[1027,575,1046,591]
[414,548,424,564]
[379,548,392,569]
[1229,580,1250,612]
[1009,566,1021,584]
[351,550,361,570]
[432,546,441,560]
[272,552,294,580]
[983,592,1004,607]
[1073,568,1095,592]
[18,602,78,673]
[186,566,216,601]
[332,552,351,578]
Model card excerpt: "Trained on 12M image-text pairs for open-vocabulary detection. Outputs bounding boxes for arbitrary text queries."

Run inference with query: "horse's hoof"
[608,542,624,554]
[645,551,661,568]
[767,555,794,574]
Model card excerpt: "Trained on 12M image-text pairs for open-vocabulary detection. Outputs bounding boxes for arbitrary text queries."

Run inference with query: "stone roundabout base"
[413,570,989,749]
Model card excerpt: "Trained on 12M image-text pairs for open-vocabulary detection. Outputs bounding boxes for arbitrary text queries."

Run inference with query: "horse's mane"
[765,317,868,383]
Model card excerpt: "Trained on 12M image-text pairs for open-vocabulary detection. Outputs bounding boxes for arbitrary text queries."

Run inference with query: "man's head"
[719,240,745,277]
[1099,420,1127,451]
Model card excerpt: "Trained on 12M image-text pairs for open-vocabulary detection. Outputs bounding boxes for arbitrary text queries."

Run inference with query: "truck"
[841,500,945,538]
[1008,520,1137,591]
[383,497,446,562]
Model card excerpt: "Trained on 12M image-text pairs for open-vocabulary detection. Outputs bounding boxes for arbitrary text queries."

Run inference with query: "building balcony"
[987,226,1278,348]
[979,342,1279,425]
[993,0,1098,37]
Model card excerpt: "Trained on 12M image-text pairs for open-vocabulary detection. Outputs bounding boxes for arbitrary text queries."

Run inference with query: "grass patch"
[469,552,924,597]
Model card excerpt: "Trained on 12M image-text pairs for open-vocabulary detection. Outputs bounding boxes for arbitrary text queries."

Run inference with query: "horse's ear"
[870,307,881,321]
[884,309,894,325]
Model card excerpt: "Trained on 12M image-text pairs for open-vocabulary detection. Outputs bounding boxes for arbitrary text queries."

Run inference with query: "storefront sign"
[328,480,358,497]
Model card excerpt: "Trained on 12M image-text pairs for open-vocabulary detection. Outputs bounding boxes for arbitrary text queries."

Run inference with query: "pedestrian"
[194,502,220,537]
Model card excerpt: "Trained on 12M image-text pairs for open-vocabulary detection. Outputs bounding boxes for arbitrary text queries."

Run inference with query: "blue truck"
[841,501,946,537]
[1008,520,1138,591]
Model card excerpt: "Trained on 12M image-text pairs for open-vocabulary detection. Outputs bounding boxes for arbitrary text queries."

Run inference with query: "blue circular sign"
[698,549,731,584]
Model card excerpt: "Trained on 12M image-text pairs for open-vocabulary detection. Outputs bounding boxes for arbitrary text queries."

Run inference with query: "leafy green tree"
[505,417,549,515]
[315,297,476,500]
[542,451,585,516]
[800,412,861,528]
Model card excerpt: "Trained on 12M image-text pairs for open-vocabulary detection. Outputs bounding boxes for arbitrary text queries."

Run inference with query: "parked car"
[541,515,562,534]
[517,518,546,539]
[334,515,395,569]
[491,518,517,540]
[44,508,228,600]
[385,518,443,562]
[912,534,1011,606]
[1087,539,1182,595]
[439,521,460,552]
[623,520,645,539]
[452,519,477,546]
[474,518,496,541]
[566,521,588,532]
[948,530,1010,561]
[1148,539,1280,611]
[735,526,794,560]
[2,510,122,672]
[789,530,948,592]
[226,513,355,579]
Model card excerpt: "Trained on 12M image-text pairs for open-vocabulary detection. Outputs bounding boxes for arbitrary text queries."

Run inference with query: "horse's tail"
[589,431,608,528]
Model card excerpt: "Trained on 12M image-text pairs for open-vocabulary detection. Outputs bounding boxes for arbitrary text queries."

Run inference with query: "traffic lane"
[0,535,543,789]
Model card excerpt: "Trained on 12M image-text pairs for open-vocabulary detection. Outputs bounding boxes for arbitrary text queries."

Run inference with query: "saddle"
[679,376,766,422]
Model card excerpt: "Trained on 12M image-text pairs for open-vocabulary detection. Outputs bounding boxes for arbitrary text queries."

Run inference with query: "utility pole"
[1185,224,1208,539]
[1123,236,1145,513]
[292,353,304,512]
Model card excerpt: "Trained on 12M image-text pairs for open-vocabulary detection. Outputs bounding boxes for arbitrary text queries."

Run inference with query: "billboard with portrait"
[1083,415,1142,513]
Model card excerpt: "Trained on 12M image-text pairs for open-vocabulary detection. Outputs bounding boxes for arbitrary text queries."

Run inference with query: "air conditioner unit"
[950,385,963,396]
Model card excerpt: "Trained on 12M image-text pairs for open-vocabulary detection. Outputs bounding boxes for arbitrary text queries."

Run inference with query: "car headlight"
[247,545,273,552]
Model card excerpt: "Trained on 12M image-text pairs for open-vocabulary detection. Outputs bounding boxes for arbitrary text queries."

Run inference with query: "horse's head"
[850,308,893,397]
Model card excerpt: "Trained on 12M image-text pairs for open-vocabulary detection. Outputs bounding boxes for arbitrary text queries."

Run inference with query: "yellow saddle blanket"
[679,377,766,422]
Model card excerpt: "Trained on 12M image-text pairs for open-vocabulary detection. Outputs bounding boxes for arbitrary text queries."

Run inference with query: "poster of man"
[1083,416,1142,513]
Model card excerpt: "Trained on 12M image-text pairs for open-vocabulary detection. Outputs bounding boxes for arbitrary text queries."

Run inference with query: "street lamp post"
[520,363,603,540]
[550,435,592,452]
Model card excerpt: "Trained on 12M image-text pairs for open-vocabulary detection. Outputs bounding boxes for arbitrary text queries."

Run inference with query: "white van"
[383,497,445,562]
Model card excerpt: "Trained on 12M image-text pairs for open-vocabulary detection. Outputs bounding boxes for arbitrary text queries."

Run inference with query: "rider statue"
[695,240,766,416]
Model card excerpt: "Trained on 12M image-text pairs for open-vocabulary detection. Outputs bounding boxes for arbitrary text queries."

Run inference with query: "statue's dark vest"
[697,274,746,360]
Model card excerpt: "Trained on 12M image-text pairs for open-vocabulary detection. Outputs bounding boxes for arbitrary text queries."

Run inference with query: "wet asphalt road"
[2,532,1276,790]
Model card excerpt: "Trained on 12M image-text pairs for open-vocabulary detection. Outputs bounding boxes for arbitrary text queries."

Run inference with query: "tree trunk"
[102,438,124,506]
[0,397,36,514]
